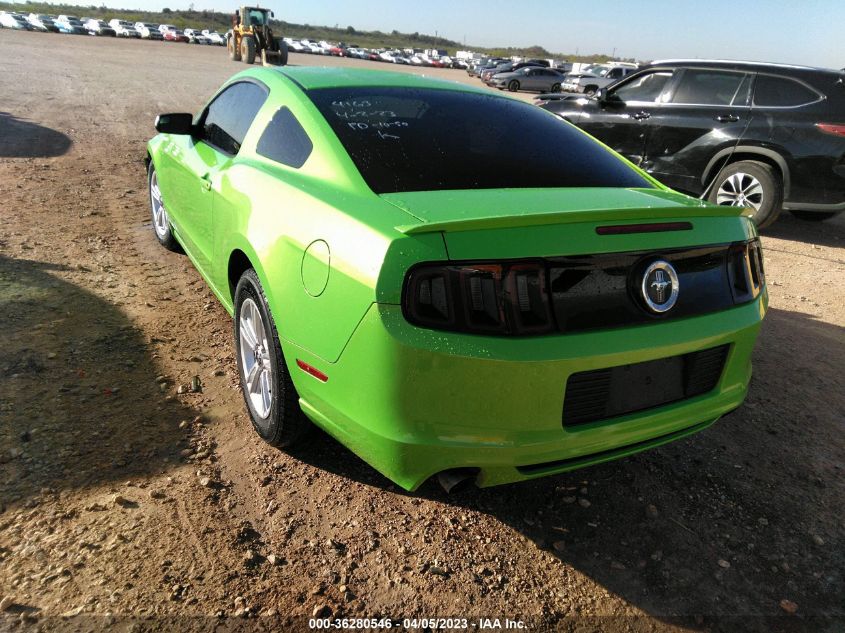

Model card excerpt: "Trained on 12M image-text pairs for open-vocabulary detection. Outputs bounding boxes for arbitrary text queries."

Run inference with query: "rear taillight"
[727,238,765,304]
[816,123,845,137]
[403,261,554,335]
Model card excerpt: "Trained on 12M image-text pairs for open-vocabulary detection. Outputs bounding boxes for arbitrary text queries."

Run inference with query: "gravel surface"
[0,30,843,633]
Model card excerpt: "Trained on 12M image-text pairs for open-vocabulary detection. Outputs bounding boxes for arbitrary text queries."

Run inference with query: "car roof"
[269,67,492,95]
[648,58,843,75]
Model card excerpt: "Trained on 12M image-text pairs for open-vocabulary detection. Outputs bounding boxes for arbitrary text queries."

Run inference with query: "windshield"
[308,86,652,194]
[246,9,268,25]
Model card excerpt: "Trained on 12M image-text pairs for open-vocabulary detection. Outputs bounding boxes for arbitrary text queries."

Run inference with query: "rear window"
[753,75,821,107]
[671,69,750,106]
[308,86,652,194]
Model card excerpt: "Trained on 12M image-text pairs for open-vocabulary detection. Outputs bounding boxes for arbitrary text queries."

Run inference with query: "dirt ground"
[0,30,842,633]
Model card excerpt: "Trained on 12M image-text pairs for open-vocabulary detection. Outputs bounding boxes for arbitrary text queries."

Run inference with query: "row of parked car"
[467,56,641,95]
[0,11,227,45]
[283,39,469,68]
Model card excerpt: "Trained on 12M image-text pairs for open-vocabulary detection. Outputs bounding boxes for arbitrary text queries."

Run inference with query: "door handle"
[200,173,212,191]
[716,114,739,123]
[631,111,651,120]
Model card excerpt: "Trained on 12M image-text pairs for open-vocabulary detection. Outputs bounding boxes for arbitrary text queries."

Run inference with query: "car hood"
[381,187,743,235]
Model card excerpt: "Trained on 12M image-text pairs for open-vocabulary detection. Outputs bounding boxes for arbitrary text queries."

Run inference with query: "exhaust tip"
[436,468,479,494]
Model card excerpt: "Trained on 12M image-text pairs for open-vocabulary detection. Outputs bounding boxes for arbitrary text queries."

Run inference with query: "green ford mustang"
[145,67,767,491]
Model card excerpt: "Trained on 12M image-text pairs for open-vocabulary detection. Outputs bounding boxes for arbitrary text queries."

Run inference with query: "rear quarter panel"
[208,72,447,363]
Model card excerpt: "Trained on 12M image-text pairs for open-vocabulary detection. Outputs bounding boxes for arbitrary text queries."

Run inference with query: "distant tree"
[345,25,355,34]
[391,29,399,35]
[162,7,171,13]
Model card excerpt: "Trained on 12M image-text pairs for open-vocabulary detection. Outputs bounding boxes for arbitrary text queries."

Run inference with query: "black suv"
[540,60,845,227]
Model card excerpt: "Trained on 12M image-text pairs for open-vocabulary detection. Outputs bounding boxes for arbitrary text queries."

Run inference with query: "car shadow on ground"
[762,210,845,248]
[0,112,72,158]
[288,307,844,630]
[0,254,199,508]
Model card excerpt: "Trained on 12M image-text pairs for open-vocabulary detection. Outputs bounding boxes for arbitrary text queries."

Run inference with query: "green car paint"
[147,67,766,491]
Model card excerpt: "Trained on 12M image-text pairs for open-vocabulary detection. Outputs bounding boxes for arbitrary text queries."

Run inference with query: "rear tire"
[234,269,309,448]
[508,80,519,92]
[707,160,783,229]
[789,210,838,222]
[228,35,241,61]
[584,85,599,95]
[241,36,255,64]
[551,83,561,93]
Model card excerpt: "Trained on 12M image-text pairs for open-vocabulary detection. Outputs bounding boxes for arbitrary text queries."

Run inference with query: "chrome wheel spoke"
[246,362,262,394]
[260,370,272,413]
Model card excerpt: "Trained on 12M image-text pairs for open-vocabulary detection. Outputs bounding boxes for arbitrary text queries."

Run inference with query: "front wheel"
[234,269,309,448]
[148,165,179,251]
[551,83,561,93]
[228,35,241,60]
[507,80,519,92]
[707,160,783,229]
[789,210,838,222]
[241,36,255,64]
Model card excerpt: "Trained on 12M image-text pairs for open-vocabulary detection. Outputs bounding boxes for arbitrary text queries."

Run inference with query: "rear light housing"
[727,238,765,304]
[403,261,553,335]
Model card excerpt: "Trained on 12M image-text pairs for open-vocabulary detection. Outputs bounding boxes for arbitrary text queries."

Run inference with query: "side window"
[256,107,313,168]
[201,81,267,155]
[611,71,673,103]
[671,69,749,106]
[753,75,820,107]
[608,68,623,79]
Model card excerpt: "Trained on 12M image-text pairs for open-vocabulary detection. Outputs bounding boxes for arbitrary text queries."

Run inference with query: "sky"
[22,0,845,68]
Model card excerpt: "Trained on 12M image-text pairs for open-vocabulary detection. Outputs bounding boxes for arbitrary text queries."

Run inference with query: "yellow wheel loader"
[227,6,288,66]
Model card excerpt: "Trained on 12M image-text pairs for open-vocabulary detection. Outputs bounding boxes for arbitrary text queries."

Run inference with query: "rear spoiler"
[395,205,744,235]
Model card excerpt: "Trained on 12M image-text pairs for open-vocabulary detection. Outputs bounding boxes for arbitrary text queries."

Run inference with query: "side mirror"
[270,10,274,17]
[155,113,194,135]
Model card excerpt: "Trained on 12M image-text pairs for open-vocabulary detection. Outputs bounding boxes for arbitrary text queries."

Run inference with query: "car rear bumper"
[289,295,766,491]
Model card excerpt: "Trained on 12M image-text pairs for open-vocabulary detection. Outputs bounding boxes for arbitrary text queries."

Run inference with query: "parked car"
[158,23,177,34]
[55,18,87,35]
[0,12,32,29]
[146,67,766,492]
[83,18,115,36]
[203,30,226,45]
[134,22,163,39]
[27,14,59,32]
[468,59,507,77]
[109,19,140,37]
[164,29,189,43]
[541,59,845,226]
[561,64,639,94]
[482,61,545,84]
[492,66,566,93]
[184,28,210,44]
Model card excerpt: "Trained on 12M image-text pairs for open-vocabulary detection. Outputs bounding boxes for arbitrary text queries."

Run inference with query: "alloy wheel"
[149,171,170,238]
[716,172,764,210]
[239,297,273,419]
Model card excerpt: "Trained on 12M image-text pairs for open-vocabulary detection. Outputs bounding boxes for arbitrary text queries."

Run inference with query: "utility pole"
[612,47,616,59]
